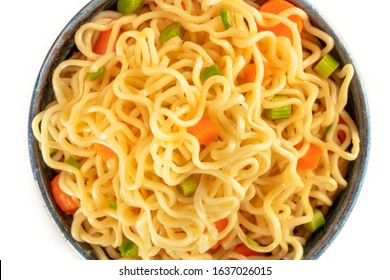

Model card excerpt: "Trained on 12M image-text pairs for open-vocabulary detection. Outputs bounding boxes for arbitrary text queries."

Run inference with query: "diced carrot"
[93,29,122,55]
[258,0,303,42]
[50,174,79,214]
[211,218,229,249]
[245,63,257,83]
[244,62,272,83]
[234,243,265,256]
[295,141,322,170]
[338,117,347,143]
[94,143,117,160]
[187,117,220,145]
[215,218,229,232]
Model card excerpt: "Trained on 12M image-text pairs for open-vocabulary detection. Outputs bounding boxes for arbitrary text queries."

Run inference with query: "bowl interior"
[28,0,370,260]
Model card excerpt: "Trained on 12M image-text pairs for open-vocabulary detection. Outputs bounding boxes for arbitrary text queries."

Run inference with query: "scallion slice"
[159,22,184,43]
[314,53,340,78]
[177,175,197,196]
[87,66,105,81]
[246,236,260,247]
[108,200,117,210]
[220,9,232,30]
[304,208,325,233]
[65,156,81,169]
[200,63,221,81]
[322,123,333,140]
[264,95,292,120]
[119,238,138,258]
[117,0,143,15]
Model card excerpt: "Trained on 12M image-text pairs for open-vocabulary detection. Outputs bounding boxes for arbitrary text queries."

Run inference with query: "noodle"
[32,0,360,260]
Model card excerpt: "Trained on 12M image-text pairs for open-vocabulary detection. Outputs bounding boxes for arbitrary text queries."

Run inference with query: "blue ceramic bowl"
[28,0,370,260]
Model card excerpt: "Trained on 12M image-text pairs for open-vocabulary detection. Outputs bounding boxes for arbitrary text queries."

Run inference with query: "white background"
[1,0,389,278]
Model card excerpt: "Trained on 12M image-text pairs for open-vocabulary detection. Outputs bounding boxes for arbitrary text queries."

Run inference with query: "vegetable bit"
[244,62,272,83]
[93,29,122,55]
[234,242,265,256]
[314,53,340,78]
[258,0,303,42]
[220,9,232,30]
[108,200,117,209]
[65,156,81,169]
[200,63,222,81]
[338,117,347,142]
[87,66,105,81]
[322,123,333,141]
[187,117,220,145]
[94,143,117,160]
[295,141,322,170]
[50,174,79,214]
[246,236,260,247]
[215,218,228,232]
[117,0,143,15]
[263,95,292,120]
[119,238,138,257]
[304,208,325,232]
[159,22,184,43]
[177,175,198,196]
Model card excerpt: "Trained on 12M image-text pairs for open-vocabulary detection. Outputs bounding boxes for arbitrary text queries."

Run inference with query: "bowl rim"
[28,0,371,260]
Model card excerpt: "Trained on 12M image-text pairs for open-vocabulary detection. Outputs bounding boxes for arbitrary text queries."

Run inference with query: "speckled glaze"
[28,0,370,260]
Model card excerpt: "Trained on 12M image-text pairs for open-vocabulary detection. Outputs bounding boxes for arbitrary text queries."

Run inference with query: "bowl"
[28,0,370,260]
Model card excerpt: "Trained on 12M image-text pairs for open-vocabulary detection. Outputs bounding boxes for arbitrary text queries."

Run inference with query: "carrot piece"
[244,62,272,83]
[295,142,322,170]
[215,218,228,232]
[211,218,229,249]
[244,63,257,83]
[338,117,347,143]
[234,243,265,256]
[187,117,220,145]
[50,174,79,214]
[94,143,117,160]
[93,29,122,55]
[258,0,303,42]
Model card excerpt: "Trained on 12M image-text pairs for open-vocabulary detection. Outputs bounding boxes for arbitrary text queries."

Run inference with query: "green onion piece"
[65,156,81,169]
[87,66,105,81]
[322,123,333,140]
[314,53,340,78]
[159,22,184,43]
[117,0,143,15]
[200,63,222,81]
[177,175,198,196]
[264,95,292,120]
[246,236,260,247]
[119,238,138,258]
[304,209,325,233]
[108,200,117,209]
[220,9,232,30]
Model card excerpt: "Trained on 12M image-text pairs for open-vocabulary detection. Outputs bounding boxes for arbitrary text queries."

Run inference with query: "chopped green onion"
[246,236,260,247]
[108,200,117,209]
[117,0,143,15]
[119,238,138,258]
[264,95,292,120]
[304,208,325,233]
[220,9,232,30]
[200,63,221,81]
[322,123,333,140]
[65,156,81,169]
[177,175,197,196]
[87,66,105,81]
[314,53,340,78]
[159,22,184,43]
